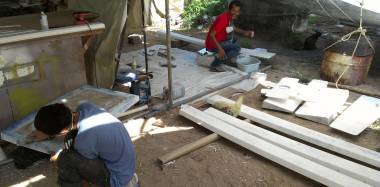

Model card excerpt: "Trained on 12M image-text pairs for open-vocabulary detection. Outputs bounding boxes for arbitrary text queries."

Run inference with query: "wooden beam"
[205,108,380,186]
[158,133,220,164]
[116,105,149,118]
[179,105,371,187]
[207,95,380,168]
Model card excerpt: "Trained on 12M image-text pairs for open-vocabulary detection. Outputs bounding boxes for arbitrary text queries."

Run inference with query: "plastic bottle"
[40,12,49,31]
[131,57,137,70]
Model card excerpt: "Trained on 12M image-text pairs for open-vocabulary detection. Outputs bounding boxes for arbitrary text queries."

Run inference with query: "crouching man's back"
[33,102,137,187]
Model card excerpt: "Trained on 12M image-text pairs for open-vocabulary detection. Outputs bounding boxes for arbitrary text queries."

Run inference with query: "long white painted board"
[207,95,380,168]
[205,108,380,186]
[180,105,371,187]
[157,30,276,59]
[330,95,380,135]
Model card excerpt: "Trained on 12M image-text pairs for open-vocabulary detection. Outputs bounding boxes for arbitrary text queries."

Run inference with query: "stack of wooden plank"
[180,95,380,186]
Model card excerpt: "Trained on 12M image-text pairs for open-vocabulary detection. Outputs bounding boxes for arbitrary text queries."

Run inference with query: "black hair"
[34,103,72,135]
[229,0,243,10]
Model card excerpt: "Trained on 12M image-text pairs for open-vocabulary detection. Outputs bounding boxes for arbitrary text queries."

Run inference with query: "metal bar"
[114,14,128,88]
[141,0,149,72]
[0,23,105,46]
[165,0,173,107]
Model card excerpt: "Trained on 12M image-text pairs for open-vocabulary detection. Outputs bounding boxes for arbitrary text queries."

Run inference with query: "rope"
[314,0,337,21]
[326,0,357,23]
[323,0,375,88]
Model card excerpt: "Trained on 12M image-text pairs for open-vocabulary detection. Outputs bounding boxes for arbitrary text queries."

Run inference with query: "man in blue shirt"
[32,102,137,187]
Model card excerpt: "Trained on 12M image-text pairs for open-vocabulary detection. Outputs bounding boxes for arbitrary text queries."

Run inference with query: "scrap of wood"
[179,105,371,187]
[207,95,380,168]
[116,105,149,118]
[158,133,220,164]
[330,95,380,135]
[0,25,22,28]
[205,108,380,186]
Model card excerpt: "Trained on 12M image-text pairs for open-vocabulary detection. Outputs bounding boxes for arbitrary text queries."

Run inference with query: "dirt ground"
[1,28,380,186]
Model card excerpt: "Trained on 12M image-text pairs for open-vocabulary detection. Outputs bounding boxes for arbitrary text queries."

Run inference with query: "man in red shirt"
[205,0,254,72]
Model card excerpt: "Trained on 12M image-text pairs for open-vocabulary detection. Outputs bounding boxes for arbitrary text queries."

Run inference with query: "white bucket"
[236,55,261,73]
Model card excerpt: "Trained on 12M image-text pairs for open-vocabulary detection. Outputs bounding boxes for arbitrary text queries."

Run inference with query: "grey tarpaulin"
[68,0,128,88]
[126,0,152,35]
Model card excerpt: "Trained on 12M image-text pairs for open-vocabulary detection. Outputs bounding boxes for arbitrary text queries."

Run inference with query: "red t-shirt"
[205,12,232,50]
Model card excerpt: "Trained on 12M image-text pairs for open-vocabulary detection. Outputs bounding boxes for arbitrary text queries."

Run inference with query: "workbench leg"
[0,146,13,166]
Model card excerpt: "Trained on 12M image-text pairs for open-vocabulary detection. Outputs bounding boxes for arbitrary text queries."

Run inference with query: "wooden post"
[158,133,220,164]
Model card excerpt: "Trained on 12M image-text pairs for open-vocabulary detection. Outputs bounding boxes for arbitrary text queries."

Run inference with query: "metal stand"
[0,147,13,166]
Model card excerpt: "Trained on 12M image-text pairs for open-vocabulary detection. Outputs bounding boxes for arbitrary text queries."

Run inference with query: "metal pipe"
[141,0,149,72]
[165,0,173,106]
[114,15,128,89]
[0,23,105,45]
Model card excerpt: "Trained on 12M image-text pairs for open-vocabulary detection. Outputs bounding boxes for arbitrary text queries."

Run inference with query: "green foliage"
[283,32,305,50]
[182,0,228,28]
[308,14,320,24]
[239,38,251,48]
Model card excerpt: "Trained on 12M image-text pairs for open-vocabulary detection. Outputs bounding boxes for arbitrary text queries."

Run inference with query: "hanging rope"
[314,0,337,21]
[326,0,357,23]
[323,0,375,88]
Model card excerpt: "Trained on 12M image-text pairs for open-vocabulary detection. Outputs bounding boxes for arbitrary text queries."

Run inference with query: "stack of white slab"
[262,78,303,113]
[262,78,350,124]
[295,80,350,125]
[330,95,380,135]
[180,103,380,186]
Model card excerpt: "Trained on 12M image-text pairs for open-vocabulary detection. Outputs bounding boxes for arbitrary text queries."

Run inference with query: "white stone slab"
[262,97,303,113]
[330,95,380,135]
[295,88,349,125]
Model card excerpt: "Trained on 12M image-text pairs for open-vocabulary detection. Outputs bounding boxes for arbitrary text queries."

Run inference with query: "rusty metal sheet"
[0,37,87,127]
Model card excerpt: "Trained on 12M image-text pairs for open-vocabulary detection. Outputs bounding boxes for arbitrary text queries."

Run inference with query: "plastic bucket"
[236,55,261,73]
